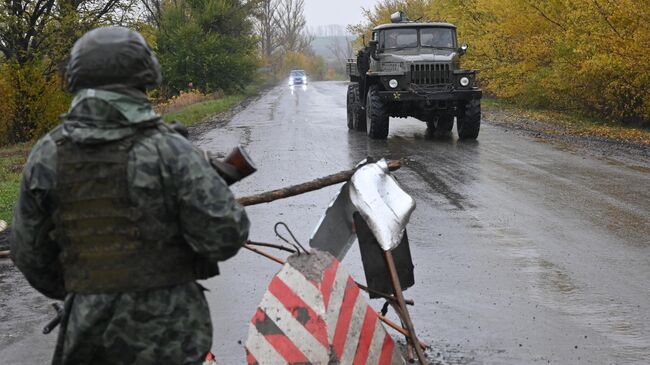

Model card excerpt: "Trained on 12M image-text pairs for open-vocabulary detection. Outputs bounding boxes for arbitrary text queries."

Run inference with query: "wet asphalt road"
[2,81,649,364]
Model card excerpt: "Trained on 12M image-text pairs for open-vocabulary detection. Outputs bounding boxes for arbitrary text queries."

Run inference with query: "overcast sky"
[304,0,378,29]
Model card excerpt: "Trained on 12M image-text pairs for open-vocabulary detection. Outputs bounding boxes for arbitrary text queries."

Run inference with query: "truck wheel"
[457,99,481,140]
[346,84,355,129]
[353,84,366,131]
[366,85,389,139]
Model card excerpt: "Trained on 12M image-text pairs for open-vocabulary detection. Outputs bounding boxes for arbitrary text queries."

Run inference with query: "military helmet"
[66,27,162,92]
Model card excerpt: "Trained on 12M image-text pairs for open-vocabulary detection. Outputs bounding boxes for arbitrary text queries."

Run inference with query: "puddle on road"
[475,225,650,362]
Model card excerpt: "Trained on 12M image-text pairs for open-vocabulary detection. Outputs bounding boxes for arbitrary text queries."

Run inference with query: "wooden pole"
[238,160,402,206]
[384,250,428,364]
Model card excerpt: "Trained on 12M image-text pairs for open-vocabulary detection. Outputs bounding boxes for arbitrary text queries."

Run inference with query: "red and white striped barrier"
[245,251,405,365]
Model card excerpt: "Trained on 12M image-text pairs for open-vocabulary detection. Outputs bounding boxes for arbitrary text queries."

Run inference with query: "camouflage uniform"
[10,28,249,365]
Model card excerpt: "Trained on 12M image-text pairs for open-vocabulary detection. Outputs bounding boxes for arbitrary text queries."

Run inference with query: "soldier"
[10,27,250,365]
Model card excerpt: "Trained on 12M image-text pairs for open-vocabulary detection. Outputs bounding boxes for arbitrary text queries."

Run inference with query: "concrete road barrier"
[245,250,405,365]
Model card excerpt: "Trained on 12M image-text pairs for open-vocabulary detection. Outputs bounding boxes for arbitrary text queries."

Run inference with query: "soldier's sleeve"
[161,134,250,264]
[10,136,66,300]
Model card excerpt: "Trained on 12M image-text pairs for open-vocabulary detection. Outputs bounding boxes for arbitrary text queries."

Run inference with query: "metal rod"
[243,244,286,265]
[243,244,421,340]
[384,250,428,364]
[238,160,402,206]
[391,302,415,363]
[247,241,296,253]
[356,282,414,306]
[244,245,413,305]
[376,313,428,350]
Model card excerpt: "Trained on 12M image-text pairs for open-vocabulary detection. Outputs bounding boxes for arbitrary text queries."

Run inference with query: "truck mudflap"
[378,87,482,102]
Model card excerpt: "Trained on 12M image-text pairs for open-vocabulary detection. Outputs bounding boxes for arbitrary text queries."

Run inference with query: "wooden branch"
[592,0,623,38]
[528,3,567,31]
[237,160,402,206]
[0,251,10,259]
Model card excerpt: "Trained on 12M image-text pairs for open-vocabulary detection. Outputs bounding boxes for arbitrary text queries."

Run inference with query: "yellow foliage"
[279,52,326,80]
[0,62,70,145]
[356,0,650,126]
[155,89,221,115]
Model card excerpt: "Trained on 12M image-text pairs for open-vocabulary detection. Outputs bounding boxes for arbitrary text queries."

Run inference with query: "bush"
[156,0,259,94]
[0,62,70,145]
[155,89,224,114]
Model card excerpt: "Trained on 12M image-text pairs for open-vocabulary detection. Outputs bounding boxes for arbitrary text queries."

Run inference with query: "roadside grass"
[0,143,30,224]
[483,98,650,145]
[162,94,244,126]
[162,85,263,126]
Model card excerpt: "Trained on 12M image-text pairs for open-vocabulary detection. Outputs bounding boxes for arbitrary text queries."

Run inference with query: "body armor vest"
[53,131,197,293]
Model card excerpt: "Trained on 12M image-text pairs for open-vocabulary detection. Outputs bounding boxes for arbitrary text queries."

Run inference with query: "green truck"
[347,12,482,139]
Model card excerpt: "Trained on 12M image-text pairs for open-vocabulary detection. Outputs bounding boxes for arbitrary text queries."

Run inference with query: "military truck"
[347,12,482,139]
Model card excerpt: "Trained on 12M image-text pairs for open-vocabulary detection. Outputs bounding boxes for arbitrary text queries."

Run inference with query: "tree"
[156,0,259,94]
[0,0,135,66]
[0,0,134,144]
[355,0,650,127]
[276,0,311,53]
[253,0,280,58]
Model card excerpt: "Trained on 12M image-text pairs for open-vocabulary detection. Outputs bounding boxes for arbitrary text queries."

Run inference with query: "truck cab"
[347,12,482,139]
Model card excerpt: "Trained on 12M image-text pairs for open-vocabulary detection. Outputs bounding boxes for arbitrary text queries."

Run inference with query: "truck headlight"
[460,77,470,87]
[389,79,399,88]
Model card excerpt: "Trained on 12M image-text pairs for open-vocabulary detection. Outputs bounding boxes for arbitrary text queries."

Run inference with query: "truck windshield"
[420,28,455,48]
[381,27,455,50]
[382,28,418,49]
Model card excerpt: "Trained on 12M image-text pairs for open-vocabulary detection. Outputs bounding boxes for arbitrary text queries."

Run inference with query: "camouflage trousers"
[52,283,212,365]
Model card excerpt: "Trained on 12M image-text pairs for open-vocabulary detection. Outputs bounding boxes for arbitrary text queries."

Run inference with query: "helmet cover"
[66,27,162,92]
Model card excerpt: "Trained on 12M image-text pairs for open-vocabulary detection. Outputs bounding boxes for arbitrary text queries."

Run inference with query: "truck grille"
[410,64,451,85]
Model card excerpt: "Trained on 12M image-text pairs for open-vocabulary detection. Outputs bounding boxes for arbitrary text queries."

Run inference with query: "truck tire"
[366,85,389,139]
[457,99,481,140]
[353,84,366,131]
[346,84,355,129]
[347,83,366,131]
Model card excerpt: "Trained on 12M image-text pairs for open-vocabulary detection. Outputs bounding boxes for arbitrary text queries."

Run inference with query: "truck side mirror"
[459,43,469,55]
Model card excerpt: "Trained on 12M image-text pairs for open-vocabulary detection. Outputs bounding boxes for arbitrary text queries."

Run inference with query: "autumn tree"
[354,0,650,127]
[0,0,137,144]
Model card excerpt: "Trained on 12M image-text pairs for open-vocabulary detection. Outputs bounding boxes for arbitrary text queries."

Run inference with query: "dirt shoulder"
[186,88,269,140]
[483,104,650,169]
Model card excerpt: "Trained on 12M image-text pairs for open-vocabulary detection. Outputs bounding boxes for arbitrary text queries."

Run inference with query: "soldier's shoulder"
[26,126,61,165]
[147,124,196,154]
[21,126,61,186]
